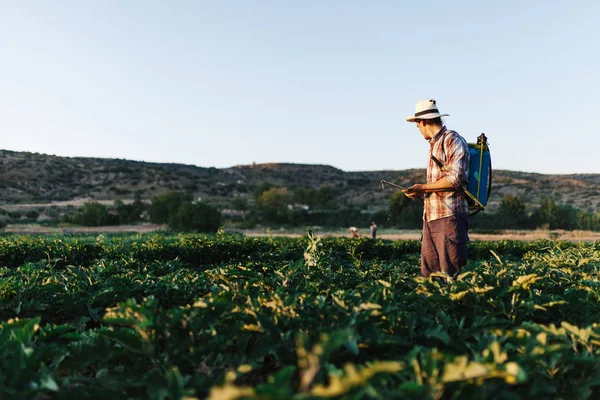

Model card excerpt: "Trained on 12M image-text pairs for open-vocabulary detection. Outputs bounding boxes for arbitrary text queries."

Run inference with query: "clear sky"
[1,1,598,174]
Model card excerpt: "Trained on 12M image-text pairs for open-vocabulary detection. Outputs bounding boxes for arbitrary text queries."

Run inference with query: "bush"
[8,211,22,220]
[389,191,422,228]
[256,187,292,224]
[0,215,9,230]
[71,202,117,226]
[231,197,249,211]
[25,209,40,220]
[44,206,60,223]
[168,202,222,232]
[113,199,146,224]
[149,191,192,225]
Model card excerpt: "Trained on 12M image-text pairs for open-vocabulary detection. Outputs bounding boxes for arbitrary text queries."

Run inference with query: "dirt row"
[243,229,600,242]
[4,224,599,242]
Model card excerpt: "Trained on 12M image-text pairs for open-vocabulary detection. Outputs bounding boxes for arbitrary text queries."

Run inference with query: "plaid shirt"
[424,126,470,222]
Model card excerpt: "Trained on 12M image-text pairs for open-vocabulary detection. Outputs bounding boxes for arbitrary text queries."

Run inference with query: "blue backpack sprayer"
[464,133,492,214]
[381,133,492,215]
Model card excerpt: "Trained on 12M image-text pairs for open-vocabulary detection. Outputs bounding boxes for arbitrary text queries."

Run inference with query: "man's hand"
[402,184,427,200]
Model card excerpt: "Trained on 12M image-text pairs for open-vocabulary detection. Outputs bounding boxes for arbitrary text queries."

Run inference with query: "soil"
[242,229,600,242]
[3,224,599,242]
[4,223,161,235]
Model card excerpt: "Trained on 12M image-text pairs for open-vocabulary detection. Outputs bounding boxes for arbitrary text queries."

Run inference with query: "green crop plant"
[0,234,599,398]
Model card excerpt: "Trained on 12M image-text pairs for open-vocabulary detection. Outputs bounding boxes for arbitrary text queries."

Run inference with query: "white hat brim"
[406,113,449,122]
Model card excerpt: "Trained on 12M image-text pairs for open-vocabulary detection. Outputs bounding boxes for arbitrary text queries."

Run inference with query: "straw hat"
[406,99,449,122]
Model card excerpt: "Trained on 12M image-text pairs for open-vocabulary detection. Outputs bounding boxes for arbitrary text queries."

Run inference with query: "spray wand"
[380,180,424,205]
[380,180,408,190]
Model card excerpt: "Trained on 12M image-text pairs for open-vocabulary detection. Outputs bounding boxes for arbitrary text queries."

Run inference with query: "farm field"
[1,232,600,399]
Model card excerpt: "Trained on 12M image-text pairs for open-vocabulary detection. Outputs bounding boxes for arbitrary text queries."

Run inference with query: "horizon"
[2,147,597,177]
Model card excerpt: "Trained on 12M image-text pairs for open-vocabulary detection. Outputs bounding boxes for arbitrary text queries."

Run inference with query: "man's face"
[415,119,428,139]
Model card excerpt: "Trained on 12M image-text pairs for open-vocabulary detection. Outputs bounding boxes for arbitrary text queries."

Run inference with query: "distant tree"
[254,183,276,201]
[578,211,600,231]
[231,197,249,211]
[149,191,192,224]
[45,206,60,223]
[530,198,557,229]
[498,195,527,228]
[131,192,147,220]
[257,187,291,210]
[314,186,335,209]
[0,215,9,230]
[25,209,40,220]
[73,202,116,226]
[168,201,221,232]
[8,211,22,220]
[389,191,422,228]
[256,187,292,224]
[500,195,525,218]
[530,198,579,230]
[113,199,143,224]
[555,204,579,230]
[293,187,317,207]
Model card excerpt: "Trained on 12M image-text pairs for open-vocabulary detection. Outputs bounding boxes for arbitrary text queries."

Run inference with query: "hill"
[0,149,598,213]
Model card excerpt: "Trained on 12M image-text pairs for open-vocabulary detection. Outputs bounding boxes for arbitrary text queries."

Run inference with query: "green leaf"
[345,338,360,356]
[424,327,451,345]
[40,375,59,392]
[167,367,186,399]
[99,329,150,355]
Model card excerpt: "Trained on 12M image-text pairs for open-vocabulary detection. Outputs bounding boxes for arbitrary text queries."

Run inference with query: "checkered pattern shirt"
[424,126,470,222]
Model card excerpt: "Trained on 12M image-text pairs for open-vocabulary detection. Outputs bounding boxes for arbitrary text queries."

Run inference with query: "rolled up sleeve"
[445,135,469,189]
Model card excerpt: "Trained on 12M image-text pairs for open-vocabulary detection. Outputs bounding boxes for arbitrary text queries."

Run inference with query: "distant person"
[348,226,360,238]
[403,99,470,278]
[370,221,378,239]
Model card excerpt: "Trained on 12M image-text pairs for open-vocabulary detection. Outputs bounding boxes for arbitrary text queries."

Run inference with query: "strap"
[487,151,493,199]
[476,140,484,199]
[441,130,447,163]
[430,127,449,171]
[431,154,445,172]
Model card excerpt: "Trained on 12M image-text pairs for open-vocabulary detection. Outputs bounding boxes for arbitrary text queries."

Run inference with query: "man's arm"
[404,177,453,195]
[404,134,469,198]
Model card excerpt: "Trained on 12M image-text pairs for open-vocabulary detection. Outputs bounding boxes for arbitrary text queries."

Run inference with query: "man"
[403,99,470,278]
[370,221,378,239]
